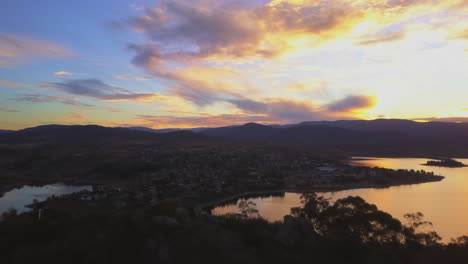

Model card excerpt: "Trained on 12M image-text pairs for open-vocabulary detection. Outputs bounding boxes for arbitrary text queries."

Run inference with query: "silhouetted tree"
[238,199,259,218]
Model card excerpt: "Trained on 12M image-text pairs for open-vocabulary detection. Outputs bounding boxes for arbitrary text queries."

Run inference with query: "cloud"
[226,97,323,121]
[413,117,468,123]
[450,29,468,40]
[134,94,377,128]
[121,1,417,118]
[126,0,360,63]
[0,79,32,88]
[326,95,376,112]
[113,74,152,81]
[130,3,144,11]
[126,0,442,64]
[357,29,406,45]
[41,78,160,101]
[0,34,72,67]
[13,94,94,107]
[114,0,462,129]
[54,71,72,76]
[0,107,20,113]
[231,96,375,123]
[129,41,379,124]
[267,99,325,121]
[169,83,222,106]
[134,113,272,128]
[227,98,269,113]
[60,112,87,122]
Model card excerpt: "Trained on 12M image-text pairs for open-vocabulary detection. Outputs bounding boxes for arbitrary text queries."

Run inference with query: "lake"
[212,157,468,242]
[0,183,92,215]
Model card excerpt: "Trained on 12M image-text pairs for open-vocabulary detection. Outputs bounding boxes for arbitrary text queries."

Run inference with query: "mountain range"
[2,119,468,156]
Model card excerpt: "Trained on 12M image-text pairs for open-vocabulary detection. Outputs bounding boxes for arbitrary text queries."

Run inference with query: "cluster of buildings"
[36,148,442,209]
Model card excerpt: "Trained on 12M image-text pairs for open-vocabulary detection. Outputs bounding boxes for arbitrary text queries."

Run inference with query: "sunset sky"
[1,0,467,130]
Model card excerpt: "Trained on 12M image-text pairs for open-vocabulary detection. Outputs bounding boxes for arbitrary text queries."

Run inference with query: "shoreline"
[201,177,444,210]
[0,180,98,199]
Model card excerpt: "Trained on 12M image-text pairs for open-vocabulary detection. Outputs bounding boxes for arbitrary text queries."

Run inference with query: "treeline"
[1,194,468,264]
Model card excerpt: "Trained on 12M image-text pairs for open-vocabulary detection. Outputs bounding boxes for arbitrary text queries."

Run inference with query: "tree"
[403,212,441,246]
[450,235,468,246]
[238,199,259,218]
[291,193,330,232]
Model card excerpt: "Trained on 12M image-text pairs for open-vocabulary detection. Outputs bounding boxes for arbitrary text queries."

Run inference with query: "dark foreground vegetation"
[2,193,468,264]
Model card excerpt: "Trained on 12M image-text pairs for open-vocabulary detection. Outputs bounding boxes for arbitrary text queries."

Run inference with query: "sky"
[0,0,467,130]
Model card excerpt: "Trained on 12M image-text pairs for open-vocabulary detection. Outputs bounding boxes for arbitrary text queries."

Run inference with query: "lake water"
[213,157,468,242]
[0,183,92,215]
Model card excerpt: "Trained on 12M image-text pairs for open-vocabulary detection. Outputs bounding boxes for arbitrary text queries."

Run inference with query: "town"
[16,146,443,212]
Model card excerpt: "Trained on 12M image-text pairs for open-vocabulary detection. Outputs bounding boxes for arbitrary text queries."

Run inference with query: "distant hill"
[4,119,468,156]
[201,119,468,143]
[0,130,13,134]
[201,122,410,144]
[199,119,468,156]
[0,124,218,146]
[293,119,468,140]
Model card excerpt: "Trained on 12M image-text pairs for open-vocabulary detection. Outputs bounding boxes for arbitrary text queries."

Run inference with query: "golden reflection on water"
[213,158,468,242]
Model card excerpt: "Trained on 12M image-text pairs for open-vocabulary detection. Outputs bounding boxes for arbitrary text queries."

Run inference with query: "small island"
[423,158,466,168]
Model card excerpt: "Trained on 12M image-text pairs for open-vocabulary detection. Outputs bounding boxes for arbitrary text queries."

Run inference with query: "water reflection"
[213,157,468,242]
[0,183,92,214]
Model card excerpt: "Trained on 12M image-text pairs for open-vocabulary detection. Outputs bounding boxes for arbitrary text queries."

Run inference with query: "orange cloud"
[114,0,463,129]
[127,0,452,65]
[60,112,87,122]
[134,114,271,129]
[450,29,468,40]
[132,95,377,129]
[54,71,72,76]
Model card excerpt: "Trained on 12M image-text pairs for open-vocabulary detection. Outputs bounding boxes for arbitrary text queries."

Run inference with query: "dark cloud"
[13,94,94,107]
[326,95,376,112]
[229,97,324,121]
[230,97,365,123]
[227,98,269,113]
[41,79,158,101]
[267,99,325,121]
